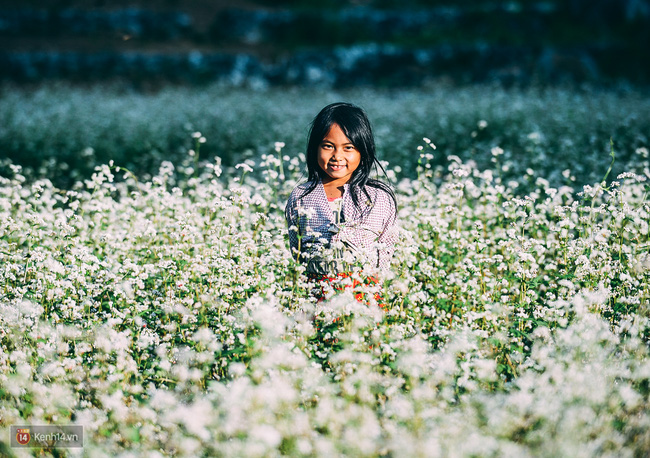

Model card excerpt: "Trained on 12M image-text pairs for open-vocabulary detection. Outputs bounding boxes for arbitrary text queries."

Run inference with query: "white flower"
[235,163,254,173]
[491,146,504,156]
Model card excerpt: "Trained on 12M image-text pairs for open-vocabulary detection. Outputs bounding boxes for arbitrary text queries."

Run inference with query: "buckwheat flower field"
[1,85,650,456]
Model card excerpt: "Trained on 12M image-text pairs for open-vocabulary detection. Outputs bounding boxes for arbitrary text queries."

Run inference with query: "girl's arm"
[375,191,398,270]
[285,192,301,261]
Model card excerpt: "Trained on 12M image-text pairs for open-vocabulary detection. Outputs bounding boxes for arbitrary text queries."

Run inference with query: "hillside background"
[1,0,649,88]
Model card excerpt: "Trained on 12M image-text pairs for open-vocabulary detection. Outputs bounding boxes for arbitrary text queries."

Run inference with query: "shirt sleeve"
[285,189,301,261]
[375,191,398,270]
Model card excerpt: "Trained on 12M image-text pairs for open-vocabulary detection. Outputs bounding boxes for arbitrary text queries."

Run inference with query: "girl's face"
[316,123,361,186]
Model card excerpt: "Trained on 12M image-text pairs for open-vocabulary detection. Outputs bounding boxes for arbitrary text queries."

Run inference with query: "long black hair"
[300,102,397,216]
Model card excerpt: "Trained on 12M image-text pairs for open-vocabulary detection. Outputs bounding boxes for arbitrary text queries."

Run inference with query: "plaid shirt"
[285,179,397,274]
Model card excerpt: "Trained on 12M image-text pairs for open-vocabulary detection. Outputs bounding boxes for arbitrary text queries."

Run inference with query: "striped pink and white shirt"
[285,179,397,275]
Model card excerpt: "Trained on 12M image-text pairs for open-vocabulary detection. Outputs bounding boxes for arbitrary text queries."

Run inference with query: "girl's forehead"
[323,123,353,143]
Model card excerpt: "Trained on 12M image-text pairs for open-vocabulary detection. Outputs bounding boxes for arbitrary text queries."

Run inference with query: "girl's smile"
[317,123,361,187]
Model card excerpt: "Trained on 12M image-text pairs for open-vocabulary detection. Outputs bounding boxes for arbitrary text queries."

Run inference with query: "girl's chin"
[323,173,350,183]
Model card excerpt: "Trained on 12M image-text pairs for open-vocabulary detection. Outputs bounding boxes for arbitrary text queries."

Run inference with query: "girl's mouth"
[329,163,345,171]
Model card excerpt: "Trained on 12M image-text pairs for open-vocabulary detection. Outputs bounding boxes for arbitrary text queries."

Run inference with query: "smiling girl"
[285,102,398,283]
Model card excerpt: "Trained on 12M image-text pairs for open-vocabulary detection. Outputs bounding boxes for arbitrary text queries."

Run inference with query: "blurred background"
[2,0,649,88]
[1,0,649,189]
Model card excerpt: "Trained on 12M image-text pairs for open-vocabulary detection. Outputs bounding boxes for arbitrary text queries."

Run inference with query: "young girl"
[285,102,397,286]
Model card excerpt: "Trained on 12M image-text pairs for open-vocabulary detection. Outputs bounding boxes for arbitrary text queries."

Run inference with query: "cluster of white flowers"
[1,127,650,455]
